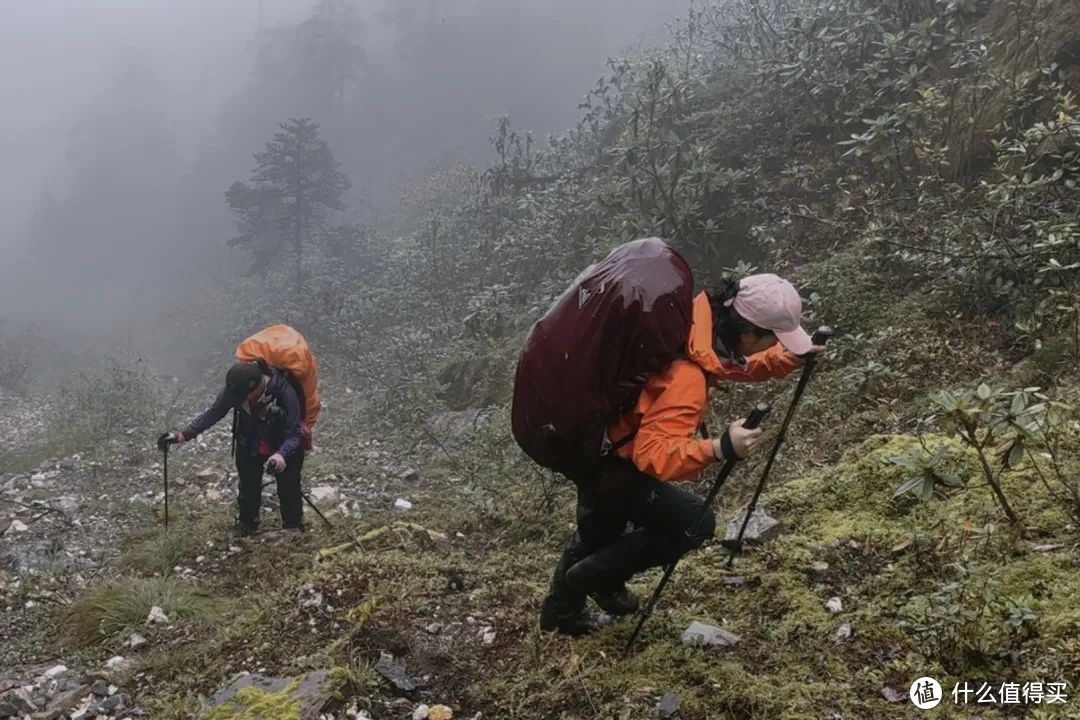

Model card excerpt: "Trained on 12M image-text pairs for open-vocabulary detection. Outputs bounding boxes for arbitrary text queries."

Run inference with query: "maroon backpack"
[511,238,695,481]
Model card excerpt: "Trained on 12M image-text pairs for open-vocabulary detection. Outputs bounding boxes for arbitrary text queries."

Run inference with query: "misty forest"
[2,0,1080,718]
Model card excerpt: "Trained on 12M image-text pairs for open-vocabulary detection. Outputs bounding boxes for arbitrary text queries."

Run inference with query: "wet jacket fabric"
[181,370,303,459]
[609,291,802,482]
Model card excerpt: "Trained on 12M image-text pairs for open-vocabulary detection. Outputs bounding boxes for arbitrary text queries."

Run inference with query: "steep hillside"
[3,0,1080,718]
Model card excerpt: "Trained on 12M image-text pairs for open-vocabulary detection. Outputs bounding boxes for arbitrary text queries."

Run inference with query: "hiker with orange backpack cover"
[157,325,319,537]
[511,239,825,636]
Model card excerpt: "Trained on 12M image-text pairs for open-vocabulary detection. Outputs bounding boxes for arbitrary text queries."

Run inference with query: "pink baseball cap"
[729,274,813,355]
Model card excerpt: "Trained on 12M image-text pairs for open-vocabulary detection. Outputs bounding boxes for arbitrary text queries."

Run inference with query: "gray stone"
[721,576,747,587]
[658,692,682,718]
[834,623,853,642]
[681,621,741,648]
[426,408,488,446]
[826,596,843,614]
[375,654,417,692]
[101,694,124,711]
[204,670,337,720]
[0,701,19,718]
[881,687,905,703]
[308,486,340,505]
[90,680,109,698]
[30,684,88,720]
[724,509,782,543]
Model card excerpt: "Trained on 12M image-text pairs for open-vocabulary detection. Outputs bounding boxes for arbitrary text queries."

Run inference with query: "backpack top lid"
[236,324,321,427]
[511,238,694,478]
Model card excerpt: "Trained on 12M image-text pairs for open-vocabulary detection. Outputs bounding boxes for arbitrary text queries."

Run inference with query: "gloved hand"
[265,453,286,474]
[799,343,829,363]
[157,431,184,452]
[713,420,764,461]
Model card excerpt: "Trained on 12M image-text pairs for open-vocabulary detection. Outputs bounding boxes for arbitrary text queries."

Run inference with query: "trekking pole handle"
[811,326,836,346]
[742,403,771,430]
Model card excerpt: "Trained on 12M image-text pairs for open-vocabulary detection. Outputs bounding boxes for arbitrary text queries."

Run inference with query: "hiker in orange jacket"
[540,274,825,636]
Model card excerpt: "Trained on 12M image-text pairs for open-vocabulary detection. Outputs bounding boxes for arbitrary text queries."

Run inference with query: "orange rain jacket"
[609,291,802,482]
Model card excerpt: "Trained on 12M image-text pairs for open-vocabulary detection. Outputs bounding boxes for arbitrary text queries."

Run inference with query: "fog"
[0,0,688,354]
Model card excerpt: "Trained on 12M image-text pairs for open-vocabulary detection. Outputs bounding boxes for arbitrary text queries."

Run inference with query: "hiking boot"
[540,596,602,637]
[233,520,259,538]
[590,587,640,616]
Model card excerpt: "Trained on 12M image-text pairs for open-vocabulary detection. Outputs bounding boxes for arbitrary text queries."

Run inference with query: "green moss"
[203,679,301,720]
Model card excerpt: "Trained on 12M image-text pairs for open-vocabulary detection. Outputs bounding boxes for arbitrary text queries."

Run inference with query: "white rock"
[826,597,844,614]
[42,664,68,679]
[481,627,497,645]
[105,656,132,672]
[394,498,413,511]
[146,605,170,625]
[7,520,28,534]
[309,486,340,504]
[127,633,148,649]
[413,705,431,720]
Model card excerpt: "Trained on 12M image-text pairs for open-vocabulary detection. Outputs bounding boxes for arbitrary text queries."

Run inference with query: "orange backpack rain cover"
[236,325,321,428]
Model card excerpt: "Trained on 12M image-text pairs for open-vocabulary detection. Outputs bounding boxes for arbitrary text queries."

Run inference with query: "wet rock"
[658,692,682,718]
[681,621,741,648]
[204,670,337,720]
[723,509,781,543]
[375,653,417,692]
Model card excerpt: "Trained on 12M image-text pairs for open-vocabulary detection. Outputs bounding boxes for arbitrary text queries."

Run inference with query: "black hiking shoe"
[590,587,640,616]
[540,596,603,637]
[233,520,259,538]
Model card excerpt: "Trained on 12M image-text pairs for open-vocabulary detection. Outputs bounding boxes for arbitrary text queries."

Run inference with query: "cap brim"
[776,326,813,355]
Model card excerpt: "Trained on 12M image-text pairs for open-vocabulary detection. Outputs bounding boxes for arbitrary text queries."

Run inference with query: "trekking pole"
[162,445,169,531]
[264,464,335,529]
[623,402,772,656]
[723,327,835,567]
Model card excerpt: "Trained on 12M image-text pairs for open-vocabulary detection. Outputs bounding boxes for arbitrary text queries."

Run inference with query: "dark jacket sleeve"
[275,380,303,458]
[180,390,232,440]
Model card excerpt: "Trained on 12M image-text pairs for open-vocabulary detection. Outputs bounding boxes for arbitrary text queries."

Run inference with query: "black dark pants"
[546,458,716,614]
[235,452,305,529]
